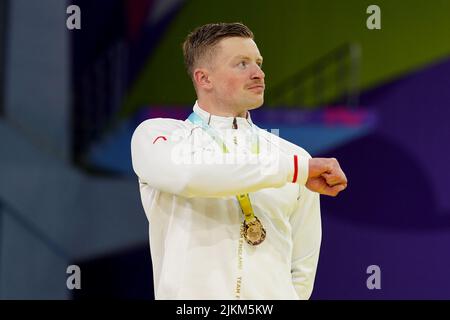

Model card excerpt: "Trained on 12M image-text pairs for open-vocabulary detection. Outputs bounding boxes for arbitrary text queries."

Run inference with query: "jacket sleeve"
[130,118,309,198]
[289,185,322,299]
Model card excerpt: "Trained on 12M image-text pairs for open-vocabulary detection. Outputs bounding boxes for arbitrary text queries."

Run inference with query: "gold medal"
[241,216,266,246]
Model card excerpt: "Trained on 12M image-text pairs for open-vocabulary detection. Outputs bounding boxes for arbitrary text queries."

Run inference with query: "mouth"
[247,85,265,92]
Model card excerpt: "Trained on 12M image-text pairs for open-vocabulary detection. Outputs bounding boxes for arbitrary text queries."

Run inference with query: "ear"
[193,68,212,90]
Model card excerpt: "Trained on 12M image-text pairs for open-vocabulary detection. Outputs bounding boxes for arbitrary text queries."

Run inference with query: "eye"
[238,61,247,68]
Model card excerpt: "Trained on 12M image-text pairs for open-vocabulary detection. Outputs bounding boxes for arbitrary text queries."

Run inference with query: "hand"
[306,158,348,197]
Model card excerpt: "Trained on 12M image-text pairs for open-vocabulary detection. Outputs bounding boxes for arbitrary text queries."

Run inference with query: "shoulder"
[131,118,196,147]
[134,117,191,132]
[132,118,194,137]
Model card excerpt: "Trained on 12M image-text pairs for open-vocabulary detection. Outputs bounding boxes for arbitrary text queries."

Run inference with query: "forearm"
[179,153,307,198]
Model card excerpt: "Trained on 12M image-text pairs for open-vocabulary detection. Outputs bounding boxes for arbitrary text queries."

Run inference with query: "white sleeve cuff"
[296,155,309,186]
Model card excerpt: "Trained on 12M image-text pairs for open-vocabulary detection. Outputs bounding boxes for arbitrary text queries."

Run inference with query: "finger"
[338,168,348,184]
[322,172,346,186]
[321,172,339,185]
[323,183,347,197]
[332,183,347,194]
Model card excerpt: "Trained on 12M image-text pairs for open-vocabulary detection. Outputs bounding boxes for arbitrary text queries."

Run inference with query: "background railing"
[266,43,361,108]
[71,39,129,166]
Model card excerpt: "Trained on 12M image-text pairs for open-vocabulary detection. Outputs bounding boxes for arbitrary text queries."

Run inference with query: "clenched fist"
[306,158,348,197]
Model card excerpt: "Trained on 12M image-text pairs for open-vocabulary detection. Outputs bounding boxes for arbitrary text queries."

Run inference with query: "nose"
[251,64,265,80]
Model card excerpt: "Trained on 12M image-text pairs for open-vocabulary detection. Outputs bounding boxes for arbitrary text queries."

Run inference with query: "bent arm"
[130,119,309,198]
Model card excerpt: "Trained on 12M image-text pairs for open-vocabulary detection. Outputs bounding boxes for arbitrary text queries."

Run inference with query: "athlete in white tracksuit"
[131,101,320,299]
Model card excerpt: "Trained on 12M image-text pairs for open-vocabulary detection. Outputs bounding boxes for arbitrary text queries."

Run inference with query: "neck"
[197,99,247,118]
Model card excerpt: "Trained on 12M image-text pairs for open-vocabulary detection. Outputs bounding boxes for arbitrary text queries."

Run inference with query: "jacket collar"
[192,101,254,130]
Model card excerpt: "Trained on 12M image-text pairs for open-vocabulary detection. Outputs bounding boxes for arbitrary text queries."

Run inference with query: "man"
[131,22,347,299]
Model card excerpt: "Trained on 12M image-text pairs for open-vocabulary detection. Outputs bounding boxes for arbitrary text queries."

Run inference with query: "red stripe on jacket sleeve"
[292,155,298,183]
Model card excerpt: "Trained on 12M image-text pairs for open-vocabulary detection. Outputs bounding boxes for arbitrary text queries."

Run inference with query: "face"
[199,37,265,114]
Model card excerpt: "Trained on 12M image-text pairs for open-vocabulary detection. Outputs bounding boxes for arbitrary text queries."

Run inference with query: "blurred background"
[1,0,450,299]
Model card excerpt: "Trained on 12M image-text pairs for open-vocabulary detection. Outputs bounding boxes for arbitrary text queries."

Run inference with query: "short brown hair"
[182,22,254,79]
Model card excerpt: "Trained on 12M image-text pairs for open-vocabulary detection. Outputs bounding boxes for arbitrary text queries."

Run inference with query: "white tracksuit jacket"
[131,101,321,300]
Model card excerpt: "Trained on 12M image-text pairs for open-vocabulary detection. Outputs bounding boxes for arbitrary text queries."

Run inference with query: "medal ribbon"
[187,112,258,224]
